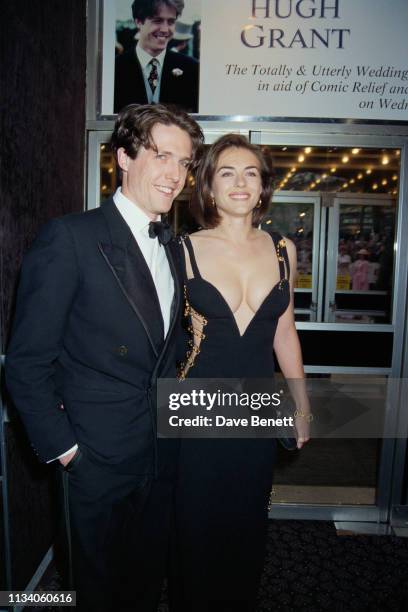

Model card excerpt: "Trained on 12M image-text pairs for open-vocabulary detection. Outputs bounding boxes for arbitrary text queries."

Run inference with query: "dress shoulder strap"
[270,232,290,281]
[181,234,202,279]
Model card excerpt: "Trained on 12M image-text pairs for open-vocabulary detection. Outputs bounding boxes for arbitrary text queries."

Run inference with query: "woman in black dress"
[172,134,310,612]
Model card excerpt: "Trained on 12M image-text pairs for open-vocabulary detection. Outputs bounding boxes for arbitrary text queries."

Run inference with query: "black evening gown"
[172,232,291,612]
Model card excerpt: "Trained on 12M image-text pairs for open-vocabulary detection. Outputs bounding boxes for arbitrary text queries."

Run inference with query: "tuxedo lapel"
[130,49,149,104]
[160,51,177,102]
[99,198,164,356]
[151,239,183,380]
[164,239,181,334]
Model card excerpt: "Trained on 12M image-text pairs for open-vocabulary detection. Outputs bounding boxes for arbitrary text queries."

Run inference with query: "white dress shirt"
[55,188,174,463]
[136,45,166,103]
[113,187,174,334]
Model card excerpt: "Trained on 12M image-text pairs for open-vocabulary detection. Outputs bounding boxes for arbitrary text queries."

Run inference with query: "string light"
[274,146,400,196]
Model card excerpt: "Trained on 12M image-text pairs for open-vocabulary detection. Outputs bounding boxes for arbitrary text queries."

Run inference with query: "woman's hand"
[294,411,311,449]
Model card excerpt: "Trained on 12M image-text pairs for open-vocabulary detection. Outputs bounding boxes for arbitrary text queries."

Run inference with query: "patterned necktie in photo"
[148,59,159,95]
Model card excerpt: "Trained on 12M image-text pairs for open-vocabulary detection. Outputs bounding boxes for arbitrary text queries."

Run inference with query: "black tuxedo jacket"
[5,197,183,475]
[114,47,199,113]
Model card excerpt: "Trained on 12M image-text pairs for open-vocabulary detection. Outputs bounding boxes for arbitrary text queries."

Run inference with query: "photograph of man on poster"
[114,0,199,113]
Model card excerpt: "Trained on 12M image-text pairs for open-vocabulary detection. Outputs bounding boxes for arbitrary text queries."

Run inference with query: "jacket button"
[118,345,128,356]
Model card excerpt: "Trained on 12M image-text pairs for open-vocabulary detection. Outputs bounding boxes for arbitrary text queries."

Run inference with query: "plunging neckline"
[184,232,288,338]
[187,276,287,338]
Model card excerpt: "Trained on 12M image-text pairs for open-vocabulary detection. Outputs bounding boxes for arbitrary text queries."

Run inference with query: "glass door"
[325,194,396,324]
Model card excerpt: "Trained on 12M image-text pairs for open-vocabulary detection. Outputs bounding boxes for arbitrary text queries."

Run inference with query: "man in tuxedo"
[6,104,203,611]
[114,0,199,113]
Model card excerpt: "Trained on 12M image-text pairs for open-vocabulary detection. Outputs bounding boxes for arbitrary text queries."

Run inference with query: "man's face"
[136,3,177,57]
[118,122,192,219]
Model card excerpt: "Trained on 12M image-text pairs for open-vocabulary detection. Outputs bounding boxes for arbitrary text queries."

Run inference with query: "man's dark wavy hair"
[132,0,184,21]
[111,103,204,169]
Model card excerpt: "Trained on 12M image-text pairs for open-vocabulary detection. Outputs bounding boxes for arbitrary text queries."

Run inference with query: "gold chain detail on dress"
[276,237,287,290]
[276,238,286,261]
[177,283,208,381]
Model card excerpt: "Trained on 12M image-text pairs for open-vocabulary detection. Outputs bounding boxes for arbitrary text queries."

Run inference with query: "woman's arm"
[273,238,311,448]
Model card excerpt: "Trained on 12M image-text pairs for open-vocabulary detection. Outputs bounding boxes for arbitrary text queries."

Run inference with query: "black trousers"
[58,447,173,612]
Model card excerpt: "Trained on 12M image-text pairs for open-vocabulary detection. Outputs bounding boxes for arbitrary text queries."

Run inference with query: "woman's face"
[210,147,262,218]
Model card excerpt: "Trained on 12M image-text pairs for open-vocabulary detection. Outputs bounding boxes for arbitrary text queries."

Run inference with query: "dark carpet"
[34,520,408,612]
[256,520,408,612]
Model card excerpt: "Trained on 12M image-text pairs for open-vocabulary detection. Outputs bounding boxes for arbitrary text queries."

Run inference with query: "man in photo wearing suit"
[114,0,199,113]
[5,104,203,611]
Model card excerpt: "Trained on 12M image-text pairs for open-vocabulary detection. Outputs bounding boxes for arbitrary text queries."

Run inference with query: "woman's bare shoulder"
[188,229,216,246]
[264,229,295,252]
[189,229,208,239]
[258,229,296,260]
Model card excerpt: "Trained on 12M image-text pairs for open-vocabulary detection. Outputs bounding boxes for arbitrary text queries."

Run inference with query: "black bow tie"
[148,220,173,245]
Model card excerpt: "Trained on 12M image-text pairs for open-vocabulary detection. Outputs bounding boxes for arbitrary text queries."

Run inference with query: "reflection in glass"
[337,205,395,292]
[263,145,400,326]
[270,145,400,196]
[334,200,395,324]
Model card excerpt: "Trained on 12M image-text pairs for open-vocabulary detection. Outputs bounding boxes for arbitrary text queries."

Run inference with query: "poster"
[102,0,201,115]
[101,0,408,121]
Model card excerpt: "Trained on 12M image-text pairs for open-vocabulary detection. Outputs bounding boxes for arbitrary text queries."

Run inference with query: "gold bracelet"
[294,410,313,422]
